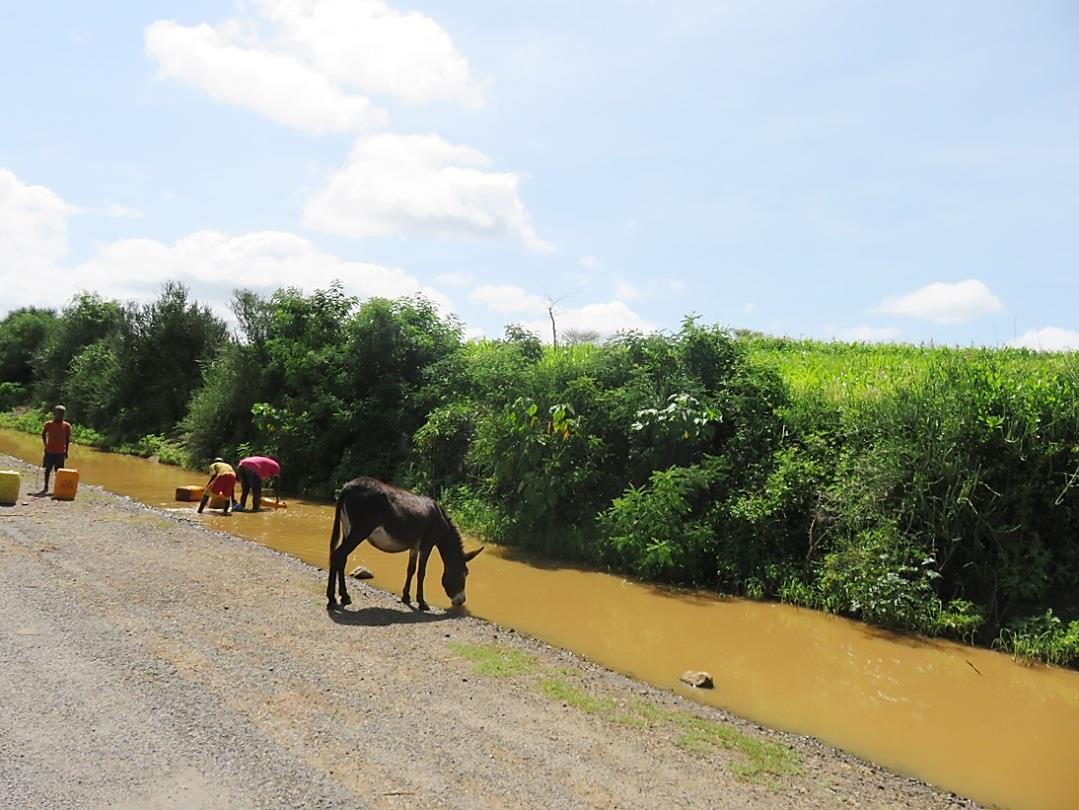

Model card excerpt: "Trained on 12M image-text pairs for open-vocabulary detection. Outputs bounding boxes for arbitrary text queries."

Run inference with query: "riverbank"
[0,455,974,809]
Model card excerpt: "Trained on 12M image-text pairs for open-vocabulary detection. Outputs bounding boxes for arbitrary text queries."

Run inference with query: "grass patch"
[534,676,802,784]
[447,642,536,677]
[673,715,802,782]
[537,677,618,714]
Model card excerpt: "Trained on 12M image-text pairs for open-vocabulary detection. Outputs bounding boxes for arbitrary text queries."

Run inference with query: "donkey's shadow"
[327,604,461,627]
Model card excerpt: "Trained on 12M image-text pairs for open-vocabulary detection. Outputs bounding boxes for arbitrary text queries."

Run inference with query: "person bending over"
[39,405,71,495]
[235,455,281,512]
[198,457,236,515]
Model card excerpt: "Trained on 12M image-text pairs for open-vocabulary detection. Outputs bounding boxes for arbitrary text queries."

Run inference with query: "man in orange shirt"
[40,405,71,495]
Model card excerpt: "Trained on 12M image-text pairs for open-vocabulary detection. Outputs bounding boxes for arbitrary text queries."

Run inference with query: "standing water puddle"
[3,429,1078,810]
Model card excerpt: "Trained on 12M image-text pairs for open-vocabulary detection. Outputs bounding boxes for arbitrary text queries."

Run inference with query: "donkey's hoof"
[417,602,430,612]
[326,600,338,611]
[401,594,411,606]
[340,593,352,607]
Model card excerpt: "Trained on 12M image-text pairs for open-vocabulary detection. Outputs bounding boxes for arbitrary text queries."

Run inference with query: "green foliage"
[113,434,187,466]
[34,293,123,404]
[61,340,120,425]
[0,382,28,411]
[817,523,943,632]
[994,610,1079,667]
[3,282,1078,665]
[0,307,55,386]
[600,462,721,581]
[183,287,463,497]
[0,407,104,447]
[110,282,229,439]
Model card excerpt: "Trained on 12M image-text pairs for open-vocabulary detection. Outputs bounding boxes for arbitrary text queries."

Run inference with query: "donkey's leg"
[334,532,363,606]
[415,544,435,611]
[402,548,418,605]
[333,521,379,607]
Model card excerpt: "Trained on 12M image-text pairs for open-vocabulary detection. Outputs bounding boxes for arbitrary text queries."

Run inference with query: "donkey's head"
[442,546,483,607]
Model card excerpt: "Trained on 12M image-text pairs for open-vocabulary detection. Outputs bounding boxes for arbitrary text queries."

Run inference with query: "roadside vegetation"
[448,641,803,785]
[2,283,1077,666]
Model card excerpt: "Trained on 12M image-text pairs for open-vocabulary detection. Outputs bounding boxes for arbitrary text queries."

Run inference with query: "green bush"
[995,610,1079,667]
[0,382,28,411]
[3,282,1078,665]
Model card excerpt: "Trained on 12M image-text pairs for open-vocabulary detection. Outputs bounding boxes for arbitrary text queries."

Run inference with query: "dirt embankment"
[0,456,978,809]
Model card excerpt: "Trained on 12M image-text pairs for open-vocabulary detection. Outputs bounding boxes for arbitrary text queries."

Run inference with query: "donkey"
[326,477,483,612]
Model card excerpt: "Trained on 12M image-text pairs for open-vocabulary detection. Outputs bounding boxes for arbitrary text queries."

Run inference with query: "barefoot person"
[39,405,71,495]
[235,455,280,512]
[197,457,236,515]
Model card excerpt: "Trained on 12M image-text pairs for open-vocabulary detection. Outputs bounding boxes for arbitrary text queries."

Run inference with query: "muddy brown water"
[3,430,1078,810]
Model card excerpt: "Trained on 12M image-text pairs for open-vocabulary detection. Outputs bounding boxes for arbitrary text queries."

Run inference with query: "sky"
[2,1,1078,348]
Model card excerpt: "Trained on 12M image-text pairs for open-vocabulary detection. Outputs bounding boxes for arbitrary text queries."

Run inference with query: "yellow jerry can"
[53,468,80,501]
[175,485,205,502]
[0,470,20,505]
[209,493,232,509]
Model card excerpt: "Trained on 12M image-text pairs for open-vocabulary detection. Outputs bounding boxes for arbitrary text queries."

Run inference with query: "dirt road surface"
[0,456,977,809]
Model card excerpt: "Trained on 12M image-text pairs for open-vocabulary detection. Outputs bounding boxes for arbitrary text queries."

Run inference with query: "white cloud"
[872,279,1003,324]
[144,1,483,134]
[259,0,485,108]
[468,284,546,314]
[832,324,901,343]
[524,300,657,342]
[304,133,552,250]
[0,169,451,318]
[145,20,388,134]
[105,204,144,220]
[75,230,451,313]
[669,279,688,293]
[578,255,599,269]
[0,169,76,304]
[434,271,475,287]
[742,302,756,313]
[614,280,640,301]
[1008,327,1079,352]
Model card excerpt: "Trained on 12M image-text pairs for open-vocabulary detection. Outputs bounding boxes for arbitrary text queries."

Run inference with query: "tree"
[111,283,229,438]
[562,329,601,346]
[34,293,122,403]
[0,307,55,388]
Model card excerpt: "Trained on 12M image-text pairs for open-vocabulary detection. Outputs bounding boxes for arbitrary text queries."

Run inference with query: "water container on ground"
[53,468,79,501]
[0,470,20,505]
[209,493,231,509]
[175,485,204,502]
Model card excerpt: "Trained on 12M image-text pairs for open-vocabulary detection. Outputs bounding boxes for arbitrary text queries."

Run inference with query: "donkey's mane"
[435,504,465,563]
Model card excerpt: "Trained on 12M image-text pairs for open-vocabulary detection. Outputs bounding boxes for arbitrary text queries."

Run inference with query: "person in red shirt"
[39,405,71,495]
[234,455,281,512]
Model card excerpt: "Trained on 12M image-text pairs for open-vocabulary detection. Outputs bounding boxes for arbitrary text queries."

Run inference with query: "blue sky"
[2,1,1078,348]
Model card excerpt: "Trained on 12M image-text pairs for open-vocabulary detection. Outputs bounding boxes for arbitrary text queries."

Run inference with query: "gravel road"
[0,456,978,809]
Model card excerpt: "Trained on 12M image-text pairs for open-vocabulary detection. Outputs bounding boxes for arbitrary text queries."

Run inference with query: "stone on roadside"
[679,670,714,689]
[348,566,374,580]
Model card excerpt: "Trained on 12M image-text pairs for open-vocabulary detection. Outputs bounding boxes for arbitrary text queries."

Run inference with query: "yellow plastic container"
[175,485,205,502]
[0,470,20,505]
[209,493,232,509]
[53,468,79,501]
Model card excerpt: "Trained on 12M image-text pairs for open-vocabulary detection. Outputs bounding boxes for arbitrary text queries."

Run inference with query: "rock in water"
[348,566,374,580]
[679,670,714,689]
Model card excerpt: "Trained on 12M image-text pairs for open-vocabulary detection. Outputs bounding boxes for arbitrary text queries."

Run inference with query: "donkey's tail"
[328,495,344,561]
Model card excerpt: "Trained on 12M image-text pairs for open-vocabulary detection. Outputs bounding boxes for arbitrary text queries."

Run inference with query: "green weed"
[534,676,801,783]
[447,642,537,677]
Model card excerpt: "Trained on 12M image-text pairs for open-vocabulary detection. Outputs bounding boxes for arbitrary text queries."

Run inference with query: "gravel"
[0,455,980,809]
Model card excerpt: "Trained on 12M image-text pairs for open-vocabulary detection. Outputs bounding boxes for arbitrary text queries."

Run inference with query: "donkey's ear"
[463,546,485,562]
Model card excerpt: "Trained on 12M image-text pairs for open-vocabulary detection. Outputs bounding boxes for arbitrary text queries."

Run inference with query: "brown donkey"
[326,477,483,611]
